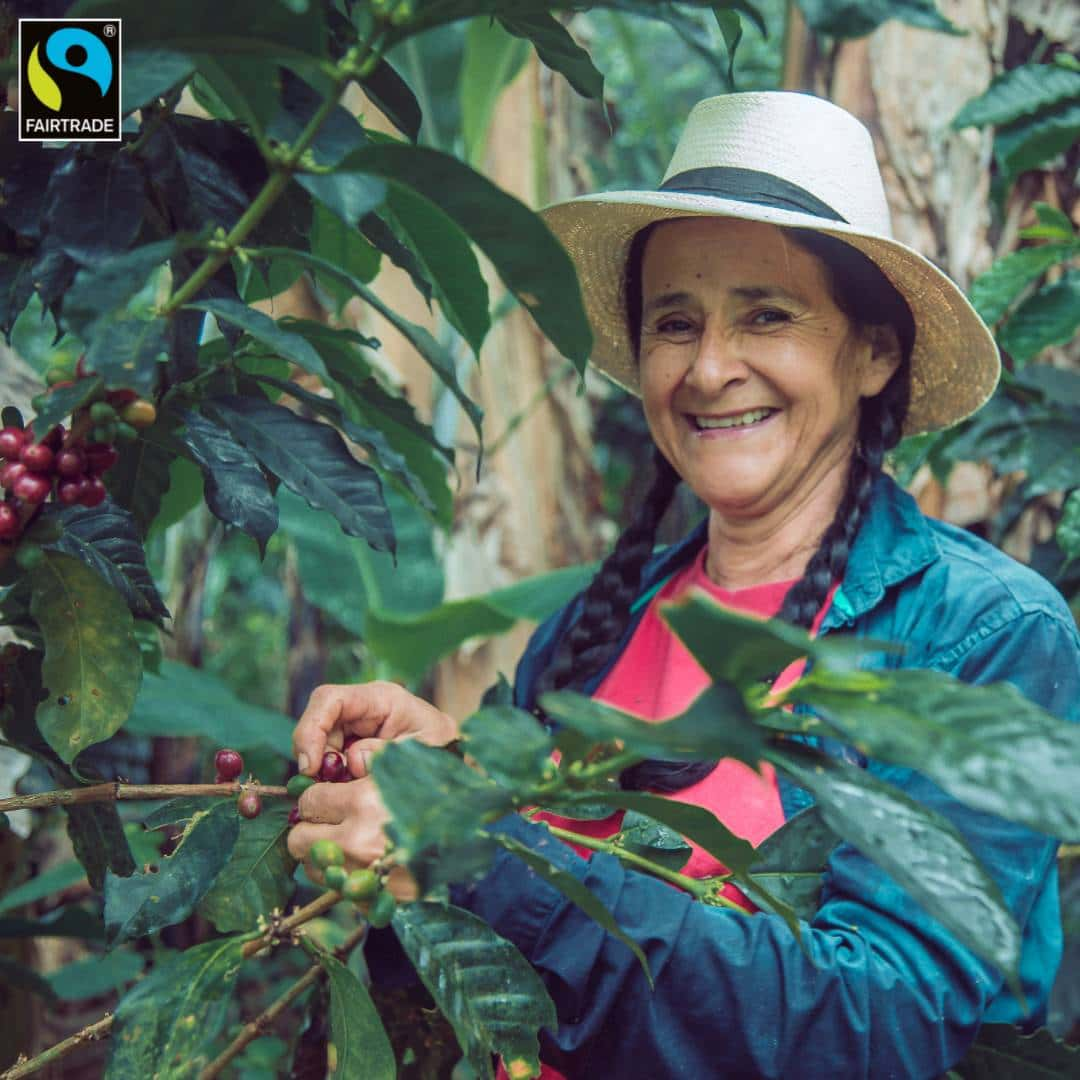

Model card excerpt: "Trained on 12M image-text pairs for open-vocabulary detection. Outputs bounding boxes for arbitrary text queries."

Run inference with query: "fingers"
[343,737,387,779]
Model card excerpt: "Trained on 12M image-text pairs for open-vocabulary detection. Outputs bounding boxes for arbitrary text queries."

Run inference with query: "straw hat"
[541,92,999,436]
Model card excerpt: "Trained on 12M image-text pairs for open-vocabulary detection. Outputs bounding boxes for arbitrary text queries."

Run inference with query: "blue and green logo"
[19,19,121,143]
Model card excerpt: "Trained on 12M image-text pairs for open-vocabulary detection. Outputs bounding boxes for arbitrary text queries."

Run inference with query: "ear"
[856,324,903,399]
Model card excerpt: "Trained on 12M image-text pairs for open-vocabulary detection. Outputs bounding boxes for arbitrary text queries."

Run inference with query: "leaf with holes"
[104,801,239,945]
[320,953,395,1080]
[46,501,169,623]
[197,802,295,933]
[202,394,394,553]
[175,407,278,552]
[28,552,142,765]
[393,902,557,1078]
[105,935,249,1080]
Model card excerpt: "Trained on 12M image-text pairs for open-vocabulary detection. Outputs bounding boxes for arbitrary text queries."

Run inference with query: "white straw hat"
[541,92,1000,436]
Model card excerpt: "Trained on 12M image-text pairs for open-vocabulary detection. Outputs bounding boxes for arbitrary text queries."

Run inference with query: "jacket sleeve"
[459,608,1080,1080]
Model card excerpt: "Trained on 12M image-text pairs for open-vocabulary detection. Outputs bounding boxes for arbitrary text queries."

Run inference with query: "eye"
[749,308,791,327]
[655,316,695,335]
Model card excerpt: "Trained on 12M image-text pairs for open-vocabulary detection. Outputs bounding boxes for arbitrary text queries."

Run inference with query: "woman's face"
[638,217,899,520]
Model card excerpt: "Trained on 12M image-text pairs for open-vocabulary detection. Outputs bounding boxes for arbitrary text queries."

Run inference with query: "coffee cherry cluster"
[1,367,156,545]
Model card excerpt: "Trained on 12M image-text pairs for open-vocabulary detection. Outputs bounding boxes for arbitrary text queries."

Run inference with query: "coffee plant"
[0,2,1078,1078]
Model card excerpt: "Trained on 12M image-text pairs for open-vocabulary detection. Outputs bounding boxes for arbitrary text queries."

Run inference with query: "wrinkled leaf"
[198,802,296,933]
[994,99,1080,178]
[47,500,170,623]
[320,953,395,1080]
[795,0,959,37]
[202,394,394,553]
[104,801,239,945]
[969,242,1078,325]
[106,935,248,1079]
[953,62,1080,129]
[998,270,1080,363]
[176,407,278,552]
[394,901,557,1077]
[29,552,142,765]
[771,744,1021,989]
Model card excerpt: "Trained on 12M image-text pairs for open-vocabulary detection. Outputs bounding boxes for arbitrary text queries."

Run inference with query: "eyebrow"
[641,285,804,318]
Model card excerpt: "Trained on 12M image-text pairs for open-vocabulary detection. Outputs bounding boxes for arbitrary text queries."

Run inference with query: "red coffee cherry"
[79,477,107,508]
[58,479,86,506]
[0,503,20,541]
[0,462,27,491]
[214,748,244,781]
[13,473,51,504]
[84,444,118,475]
[0,428,25,461]
[106,388,138,408]
[238,790,262,819]
[288,806,302,826]
[319,750,348,783]
[19,443,54,474]
[56,448,86,478]
[40,425,64,451]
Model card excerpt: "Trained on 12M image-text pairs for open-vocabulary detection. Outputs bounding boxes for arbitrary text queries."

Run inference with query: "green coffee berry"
[310,838,345,869]
[342,868,379,903]
[367,888,396,929]
[323,865,349,891]
[89,401,117,423]
[286,774,316,798]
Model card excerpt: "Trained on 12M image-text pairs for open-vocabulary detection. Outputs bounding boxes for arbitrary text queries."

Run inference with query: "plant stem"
[200,923,366,1079]
[159,37,383,318]
[0,1016,114,1080]
[0,781,289,814]
[541,822,710,900]
[241,889,344,958]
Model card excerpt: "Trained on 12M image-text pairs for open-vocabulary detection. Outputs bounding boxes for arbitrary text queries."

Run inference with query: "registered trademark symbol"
[103,23,117,37]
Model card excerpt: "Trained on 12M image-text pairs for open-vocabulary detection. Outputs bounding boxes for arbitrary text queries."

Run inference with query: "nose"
[683,320,751,394]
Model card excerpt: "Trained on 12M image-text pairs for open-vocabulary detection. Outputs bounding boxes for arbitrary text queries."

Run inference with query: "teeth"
[694,408,774,430]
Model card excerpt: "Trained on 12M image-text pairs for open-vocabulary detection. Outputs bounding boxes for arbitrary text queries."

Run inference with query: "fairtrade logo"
[27,27,114,112]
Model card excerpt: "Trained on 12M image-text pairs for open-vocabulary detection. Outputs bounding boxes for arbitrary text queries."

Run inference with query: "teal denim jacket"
[460,474,1080,1079]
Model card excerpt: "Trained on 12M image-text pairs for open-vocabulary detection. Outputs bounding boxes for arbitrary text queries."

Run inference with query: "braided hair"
[538,223,914,794]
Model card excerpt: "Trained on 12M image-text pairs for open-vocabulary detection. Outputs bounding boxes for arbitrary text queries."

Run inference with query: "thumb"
[344,737,388,779]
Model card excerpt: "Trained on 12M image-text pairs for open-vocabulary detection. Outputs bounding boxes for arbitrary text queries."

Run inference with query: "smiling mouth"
[690,407,778,431]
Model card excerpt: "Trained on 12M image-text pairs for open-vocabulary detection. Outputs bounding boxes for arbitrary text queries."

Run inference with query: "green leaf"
[29,552,142,765]
[47,948,144,1001]
[332,143,593,370]
[105,935,248,1079]
[0,905,104,940]
[0,955,57,1001]
[105,417,178,537]
[713,9,744,88]
[127,659,294,756]
[771,744,1022,988]
[85,317,170,400]
[308,202,381,303]
[122,50,194,114]
[187,298,329,378]
[995,99,1080,178]
[0,860,85,916]
[540,682,762,766]
[253,374,436,515]
[65,800,136,891]
[790,667,1080,842]
[500,13,604,99]
[998,270,1080,362]
[320,953,395,1080]
[363,562,595,681]
[47,501,170,623]
[202,394,394,553]
[30,377,104,437]
[491,832,654,992]
[296,170,387,230]
[460,705,555,786]
[613,810,691,874]
[372,740,512,863]
[360,58,422,142]
[255,246,484,448]
[1056,490,1080,567]
[387,183,491,356]
[0,254,35,342]
[393,901,558,1076]
[63,240,176,338]
[952,62,1080,128]
[969,242,1078,325]
[952,1024,1080,1078]
[104,801,239,945]
[198,802,296,933]
[571,790,756,875]
[748,806,837,919]
[795,0,960,37]
[1023,202,1075,242]
[192,54,281,137]
[176,407,279,552]
[461,17,531,165]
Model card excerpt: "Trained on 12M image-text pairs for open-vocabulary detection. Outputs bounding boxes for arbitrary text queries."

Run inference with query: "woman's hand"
[293,681,457,780]
[285,775,418,901]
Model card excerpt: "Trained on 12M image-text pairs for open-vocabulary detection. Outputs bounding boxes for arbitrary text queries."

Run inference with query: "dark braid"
[534,446,681,701]
[541,221,915,795]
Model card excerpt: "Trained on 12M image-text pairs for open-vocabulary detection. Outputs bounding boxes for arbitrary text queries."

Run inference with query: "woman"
[288,93,1080,1078]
